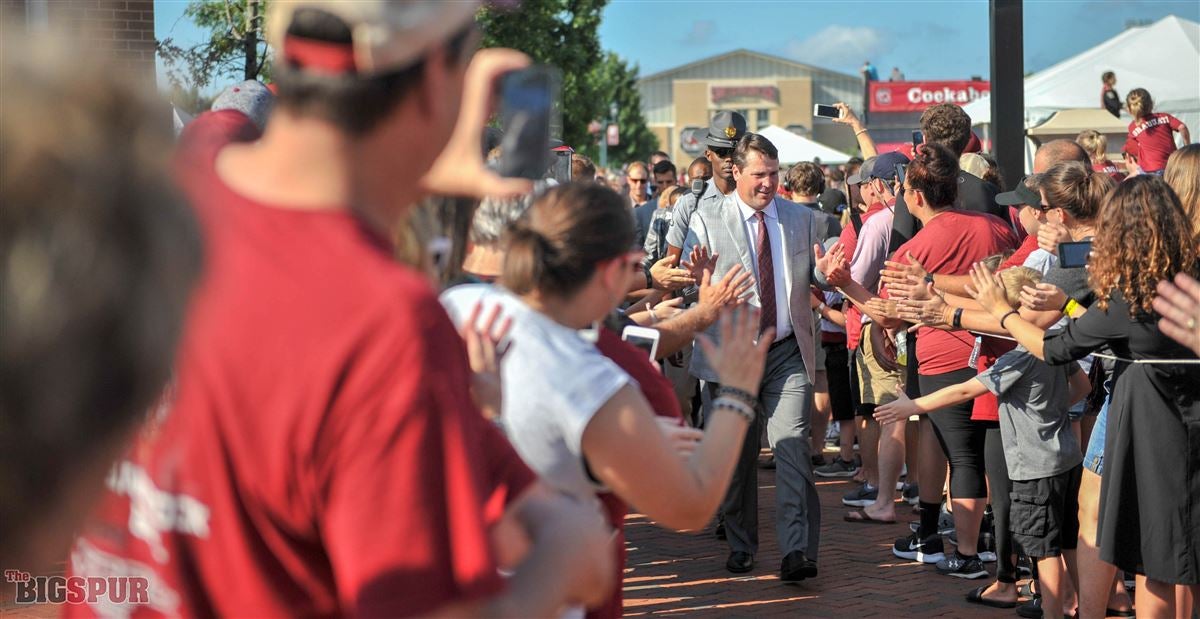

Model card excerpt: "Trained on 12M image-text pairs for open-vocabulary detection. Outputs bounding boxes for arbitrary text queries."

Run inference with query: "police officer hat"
[703,111,748,149]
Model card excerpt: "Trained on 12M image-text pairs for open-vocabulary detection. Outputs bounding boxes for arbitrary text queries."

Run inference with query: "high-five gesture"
[696,306,774,397]
[459,301,513,420]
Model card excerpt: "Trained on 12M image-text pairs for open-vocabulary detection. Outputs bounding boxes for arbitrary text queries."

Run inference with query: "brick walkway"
[622,451,1015,618]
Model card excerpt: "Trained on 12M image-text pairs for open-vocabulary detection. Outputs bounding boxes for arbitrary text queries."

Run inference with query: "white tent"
[964,15,1199,131]
[757,125,852,165]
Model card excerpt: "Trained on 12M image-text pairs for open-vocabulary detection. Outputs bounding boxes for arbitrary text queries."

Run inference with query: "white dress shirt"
[734,193,792,341]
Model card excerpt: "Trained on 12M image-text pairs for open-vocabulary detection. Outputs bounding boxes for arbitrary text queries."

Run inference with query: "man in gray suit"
[682,133,824,582]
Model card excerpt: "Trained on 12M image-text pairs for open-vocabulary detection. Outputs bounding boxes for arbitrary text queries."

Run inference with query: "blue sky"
[155,0,1199,91]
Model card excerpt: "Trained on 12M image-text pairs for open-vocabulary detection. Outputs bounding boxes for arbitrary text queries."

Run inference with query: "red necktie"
[755,211,776,338]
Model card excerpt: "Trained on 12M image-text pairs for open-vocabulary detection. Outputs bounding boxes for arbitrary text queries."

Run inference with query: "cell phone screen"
[1057,241,1092,268]
[895,164,907,185]
[496,66,562,179]
[624,335,656,358]
[814,104,840,119]
[912,130,923,150]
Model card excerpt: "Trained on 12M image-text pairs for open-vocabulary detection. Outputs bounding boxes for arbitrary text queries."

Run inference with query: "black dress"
[1042,290,1200,585]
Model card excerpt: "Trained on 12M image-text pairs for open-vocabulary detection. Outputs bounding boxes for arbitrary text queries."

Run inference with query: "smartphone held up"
[494,65,563,180]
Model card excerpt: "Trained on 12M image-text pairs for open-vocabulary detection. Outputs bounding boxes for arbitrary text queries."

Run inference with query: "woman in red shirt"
[1125,88,1191,174]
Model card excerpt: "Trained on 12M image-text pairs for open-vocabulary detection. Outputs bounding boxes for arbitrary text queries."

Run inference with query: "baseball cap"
[818,188,847,214]
[847,156,876,185]
[211,80,274,130]
[995,175,1040,206]
[849,151,910,184]
[703,111,748,149]
[267,1,478,77]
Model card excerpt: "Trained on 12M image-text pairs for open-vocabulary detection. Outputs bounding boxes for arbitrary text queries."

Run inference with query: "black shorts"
[1009,465,1082,558]
[823,342,855,421]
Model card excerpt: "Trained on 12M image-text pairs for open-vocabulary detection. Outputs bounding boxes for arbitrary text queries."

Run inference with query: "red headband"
[283,35,356,74]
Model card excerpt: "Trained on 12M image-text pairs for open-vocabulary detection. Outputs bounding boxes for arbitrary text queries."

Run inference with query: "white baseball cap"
[267,1,479,77]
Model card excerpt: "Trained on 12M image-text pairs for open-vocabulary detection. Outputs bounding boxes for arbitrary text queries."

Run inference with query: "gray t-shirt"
[441,284,632,501]
[975,346,1083,481]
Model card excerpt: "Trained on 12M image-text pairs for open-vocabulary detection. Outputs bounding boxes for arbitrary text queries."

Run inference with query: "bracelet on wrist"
[854,128,868,136]
[716,385,757,406]
[999,310,1019,330]
[712,397,756,424]
[951,307,964,329]
[1064,298,1081,317]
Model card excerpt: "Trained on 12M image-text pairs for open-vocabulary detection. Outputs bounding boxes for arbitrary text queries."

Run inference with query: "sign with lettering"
[711,85,780,105]
[870,81,990,112]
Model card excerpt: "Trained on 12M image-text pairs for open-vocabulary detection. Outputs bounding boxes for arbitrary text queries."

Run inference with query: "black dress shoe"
[780,550,818,582]
[726,551,754,573]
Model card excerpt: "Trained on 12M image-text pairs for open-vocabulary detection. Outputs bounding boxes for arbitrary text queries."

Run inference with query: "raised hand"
[887,273,933,302]
[421,49,535,199]
[1020,282,1068,313]
[965,262,1011,318]
[649,254,696,290]
[815,242,850,287]
[881,252,928,288]
[1037,222,1071,255]
[699,263,754,313]
[864,297,900,320]
[1154,273,1200,356]
[897,292,951,328]
[874,385,919,425]
[831,102,862,128]
[696,306,774,396]
[680,245,716,283]
[460,301,513,420]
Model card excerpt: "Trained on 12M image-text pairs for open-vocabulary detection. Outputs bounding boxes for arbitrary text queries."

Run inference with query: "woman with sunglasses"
[441,182,773,618]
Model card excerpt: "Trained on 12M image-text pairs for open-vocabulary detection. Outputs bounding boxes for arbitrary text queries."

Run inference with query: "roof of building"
[638,48,859,84]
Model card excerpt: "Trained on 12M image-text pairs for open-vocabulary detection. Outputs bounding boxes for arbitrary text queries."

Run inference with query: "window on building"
[756,109,770,130]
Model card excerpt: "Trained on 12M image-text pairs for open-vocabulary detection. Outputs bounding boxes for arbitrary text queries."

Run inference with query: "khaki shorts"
[855,322,903,405]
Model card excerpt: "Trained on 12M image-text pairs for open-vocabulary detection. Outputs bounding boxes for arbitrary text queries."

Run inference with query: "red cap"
[965,132,982,153]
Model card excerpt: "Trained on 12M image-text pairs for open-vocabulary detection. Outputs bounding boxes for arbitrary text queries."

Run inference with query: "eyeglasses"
[628,177,648,184]
[1034,203,1056,213]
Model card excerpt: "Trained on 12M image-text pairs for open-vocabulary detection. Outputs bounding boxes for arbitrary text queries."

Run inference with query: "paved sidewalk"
[622,452,1015,618]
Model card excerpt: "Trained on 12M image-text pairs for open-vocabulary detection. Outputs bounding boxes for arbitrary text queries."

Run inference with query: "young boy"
[875,267,1090,618]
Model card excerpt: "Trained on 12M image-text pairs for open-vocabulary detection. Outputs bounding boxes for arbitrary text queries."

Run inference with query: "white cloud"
[785,25,894,72]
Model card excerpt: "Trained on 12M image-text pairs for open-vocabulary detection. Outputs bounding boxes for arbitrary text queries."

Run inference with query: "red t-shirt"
[998,233,1039,271]
[1127,113,1183,172]
[888,211,1017,376]
[969,337,1017,421]
[1092,159,1126,182]
[67,110,535,617]
[840,202,889,351]
[591,327,682,619]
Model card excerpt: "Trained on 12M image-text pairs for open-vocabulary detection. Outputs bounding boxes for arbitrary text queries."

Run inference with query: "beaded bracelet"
[713,397,756,424]
[716,386,757,406]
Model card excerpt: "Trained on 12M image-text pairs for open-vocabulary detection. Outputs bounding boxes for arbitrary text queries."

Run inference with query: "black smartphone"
[813,104,841,119]
[912,130,923,150]
[895,163,907,185]
[495,65,562,180]
[1057,240,1093,268]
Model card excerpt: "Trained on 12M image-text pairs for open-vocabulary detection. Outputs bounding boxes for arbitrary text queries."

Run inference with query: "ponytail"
[500,183,634,298]
[1033,161,1114,222]
[1126,88,1153,118]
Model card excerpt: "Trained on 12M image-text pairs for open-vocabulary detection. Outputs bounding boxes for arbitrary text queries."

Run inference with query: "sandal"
[843,509,896,525]
[966,585,1017,609]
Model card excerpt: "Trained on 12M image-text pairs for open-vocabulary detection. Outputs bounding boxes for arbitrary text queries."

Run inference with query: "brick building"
[1,0,156,84]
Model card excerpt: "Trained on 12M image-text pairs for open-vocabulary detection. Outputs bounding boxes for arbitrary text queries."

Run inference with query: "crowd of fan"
[3,3,1198,619]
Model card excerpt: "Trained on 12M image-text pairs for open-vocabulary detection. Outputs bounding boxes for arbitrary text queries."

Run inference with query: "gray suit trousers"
[706,336,821,559]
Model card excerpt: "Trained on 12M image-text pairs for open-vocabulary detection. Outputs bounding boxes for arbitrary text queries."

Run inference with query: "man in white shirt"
[682,133,824,583]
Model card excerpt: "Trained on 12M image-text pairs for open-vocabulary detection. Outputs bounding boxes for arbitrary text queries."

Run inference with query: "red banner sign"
[869,80,990,112]
[711,85,780,105]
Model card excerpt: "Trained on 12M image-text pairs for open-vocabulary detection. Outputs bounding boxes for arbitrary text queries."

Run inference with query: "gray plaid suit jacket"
[681,194,822,382]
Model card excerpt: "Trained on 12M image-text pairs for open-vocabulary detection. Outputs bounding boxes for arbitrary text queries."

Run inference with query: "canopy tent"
[757,125,852,165]
[963,15,1200,131]
[1025,109,1127,136]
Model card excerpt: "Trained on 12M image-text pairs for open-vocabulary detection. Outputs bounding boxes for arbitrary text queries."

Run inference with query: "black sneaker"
[946,530,998,562]
[935,551,988,579]
[842,483,878,507]
[892,532,945,564]
[814,457,858,478]
[901,482,920,505]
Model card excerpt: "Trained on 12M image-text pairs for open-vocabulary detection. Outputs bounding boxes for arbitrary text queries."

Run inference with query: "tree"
[583,52,658,166]
[158,0,271,91]
[477,0,658,167]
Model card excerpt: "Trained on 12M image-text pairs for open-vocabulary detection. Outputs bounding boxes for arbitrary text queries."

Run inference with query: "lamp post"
[599,102,618,170]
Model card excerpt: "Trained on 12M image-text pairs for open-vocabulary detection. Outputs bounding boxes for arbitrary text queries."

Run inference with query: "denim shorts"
[1083,379,1112,475]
